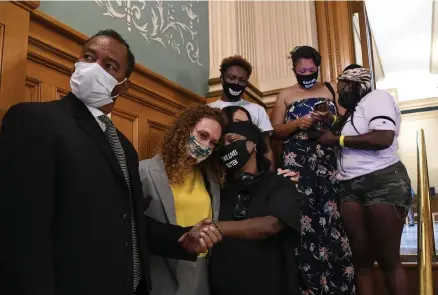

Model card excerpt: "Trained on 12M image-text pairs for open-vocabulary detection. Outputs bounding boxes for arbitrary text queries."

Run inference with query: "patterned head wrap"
[337,67,372,97]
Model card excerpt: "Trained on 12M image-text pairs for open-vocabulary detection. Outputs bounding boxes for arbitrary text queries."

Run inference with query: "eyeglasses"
[233,193,250,220]
[194,128,220,150]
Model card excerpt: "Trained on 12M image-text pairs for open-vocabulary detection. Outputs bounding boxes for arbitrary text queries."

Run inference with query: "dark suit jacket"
[0,93,194,295]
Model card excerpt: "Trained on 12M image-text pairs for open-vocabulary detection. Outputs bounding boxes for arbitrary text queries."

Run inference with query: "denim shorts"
[339,161,412,210]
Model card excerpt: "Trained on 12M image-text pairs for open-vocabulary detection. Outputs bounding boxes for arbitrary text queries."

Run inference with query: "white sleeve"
[207,100,219,109]
[364,91,397,131]
[256,107,274,133]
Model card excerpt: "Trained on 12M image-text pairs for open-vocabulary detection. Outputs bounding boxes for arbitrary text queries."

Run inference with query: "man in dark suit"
[0,29,221,295]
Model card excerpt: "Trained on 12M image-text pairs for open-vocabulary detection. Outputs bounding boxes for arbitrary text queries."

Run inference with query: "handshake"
[178,219,222,255]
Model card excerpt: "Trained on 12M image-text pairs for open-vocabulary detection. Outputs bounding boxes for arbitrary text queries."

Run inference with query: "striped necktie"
[98,115,142,291]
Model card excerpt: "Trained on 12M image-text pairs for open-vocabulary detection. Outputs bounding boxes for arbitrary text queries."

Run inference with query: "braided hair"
[338,65,372,134]
[337,65,372,172]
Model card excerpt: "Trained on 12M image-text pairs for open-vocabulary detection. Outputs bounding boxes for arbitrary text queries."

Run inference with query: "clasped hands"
[178,219,222,255]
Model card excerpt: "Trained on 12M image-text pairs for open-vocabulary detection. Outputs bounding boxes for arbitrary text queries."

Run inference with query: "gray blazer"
[139,155,220,295]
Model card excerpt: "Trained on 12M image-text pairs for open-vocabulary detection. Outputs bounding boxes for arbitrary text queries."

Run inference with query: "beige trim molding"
[401,109,438,121]
[398,97,438,112]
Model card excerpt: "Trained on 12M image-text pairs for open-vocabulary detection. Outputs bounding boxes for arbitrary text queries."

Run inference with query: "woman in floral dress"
[271,46,355,295]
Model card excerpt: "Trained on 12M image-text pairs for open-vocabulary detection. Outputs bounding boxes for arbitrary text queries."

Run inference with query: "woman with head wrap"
[319,65,412,295]
[209,121,302,295]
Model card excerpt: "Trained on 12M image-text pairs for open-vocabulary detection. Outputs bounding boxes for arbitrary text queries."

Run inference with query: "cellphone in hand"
[313,100,329,112]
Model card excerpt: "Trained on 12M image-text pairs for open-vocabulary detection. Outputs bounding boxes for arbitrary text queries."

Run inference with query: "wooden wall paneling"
[11,1,40,12]
[315,1,356,82]
[0,2,37,123]
[24,77,42,102]
[351,1,370,69]
[146,119,167,156]
[20,10,205,160]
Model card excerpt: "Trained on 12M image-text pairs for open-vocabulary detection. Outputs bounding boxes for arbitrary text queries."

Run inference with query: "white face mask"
[70,62,126,108]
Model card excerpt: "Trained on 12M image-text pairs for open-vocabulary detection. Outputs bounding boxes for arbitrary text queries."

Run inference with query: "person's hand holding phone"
[296,114,314,130]
[311,111,333,122]
[311,102,333,123]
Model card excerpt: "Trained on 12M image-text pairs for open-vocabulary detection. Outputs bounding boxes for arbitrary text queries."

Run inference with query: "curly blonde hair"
[156,105,225,185]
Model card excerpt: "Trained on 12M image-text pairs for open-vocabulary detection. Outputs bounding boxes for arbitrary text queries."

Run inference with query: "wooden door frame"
[0,1,39,122]
[315,0,357,82]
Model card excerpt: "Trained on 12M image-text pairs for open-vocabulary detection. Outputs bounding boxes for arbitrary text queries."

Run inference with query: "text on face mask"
[221,149,238,161]
[303,78,316,85]
[225,159,238,168]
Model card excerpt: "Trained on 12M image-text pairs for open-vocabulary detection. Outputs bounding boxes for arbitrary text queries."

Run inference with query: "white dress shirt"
[85,105,111,132]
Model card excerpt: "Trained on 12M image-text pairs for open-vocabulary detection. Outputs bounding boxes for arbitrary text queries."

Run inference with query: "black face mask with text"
[295,71,318,89]
[219,140,252,175]
[222,81,246,102]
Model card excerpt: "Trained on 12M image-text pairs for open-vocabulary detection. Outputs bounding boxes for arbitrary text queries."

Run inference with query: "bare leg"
[341,201,374,295]
[368,204,408,295]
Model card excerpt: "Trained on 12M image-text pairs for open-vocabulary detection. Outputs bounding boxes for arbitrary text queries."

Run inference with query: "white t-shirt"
[337,90,401,181]
[208,99,274,133]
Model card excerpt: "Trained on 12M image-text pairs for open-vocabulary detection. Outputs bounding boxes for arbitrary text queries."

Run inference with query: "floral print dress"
[282,98,355,295]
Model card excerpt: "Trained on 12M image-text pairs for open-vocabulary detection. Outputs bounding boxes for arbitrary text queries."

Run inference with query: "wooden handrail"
[416,128,434,295]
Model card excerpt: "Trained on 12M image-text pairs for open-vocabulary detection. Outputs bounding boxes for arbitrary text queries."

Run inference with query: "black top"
[210,172,301,295]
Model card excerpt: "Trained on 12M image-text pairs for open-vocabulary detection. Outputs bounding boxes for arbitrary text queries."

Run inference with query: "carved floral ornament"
[93,0,203,67]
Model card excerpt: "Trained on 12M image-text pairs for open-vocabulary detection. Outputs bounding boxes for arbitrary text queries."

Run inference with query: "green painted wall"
[39,1,209,96]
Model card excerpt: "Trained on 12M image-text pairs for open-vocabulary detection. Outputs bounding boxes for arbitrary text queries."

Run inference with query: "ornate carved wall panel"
[93,0,205,67]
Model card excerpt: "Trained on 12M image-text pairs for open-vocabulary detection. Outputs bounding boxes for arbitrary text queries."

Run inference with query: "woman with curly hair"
[139,105,224,295]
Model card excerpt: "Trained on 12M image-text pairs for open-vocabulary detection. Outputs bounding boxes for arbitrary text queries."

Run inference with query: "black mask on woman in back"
[295,70,318,89]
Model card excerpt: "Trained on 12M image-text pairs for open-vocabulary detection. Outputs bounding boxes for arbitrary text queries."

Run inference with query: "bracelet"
[332,115,338,125]
[212,220,224,236]
[339,135,345,147]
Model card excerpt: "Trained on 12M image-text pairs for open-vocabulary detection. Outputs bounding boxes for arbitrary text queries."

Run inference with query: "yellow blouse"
[171,168,212,257]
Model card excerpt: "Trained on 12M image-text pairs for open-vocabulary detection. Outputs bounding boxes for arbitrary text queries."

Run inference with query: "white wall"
[398,110,438,193]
